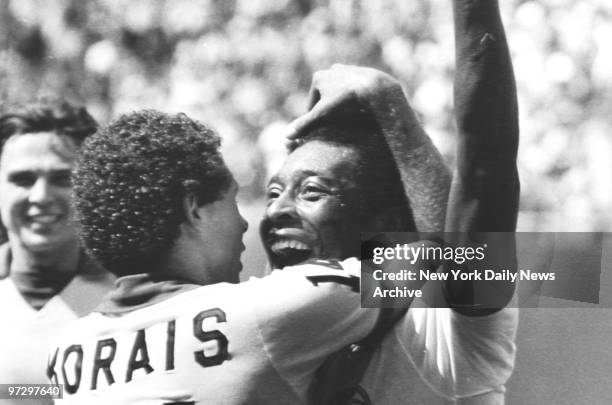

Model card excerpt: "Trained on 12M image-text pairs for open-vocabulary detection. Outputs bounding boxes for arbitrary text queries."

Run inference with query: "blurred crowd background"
[2,4,612,403]
[1,0,611,232]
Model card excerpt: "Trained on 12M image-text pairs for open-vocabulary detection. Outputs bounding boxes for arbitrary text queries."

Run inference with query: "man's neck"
[163,235,211,286]
[8,238,81,274]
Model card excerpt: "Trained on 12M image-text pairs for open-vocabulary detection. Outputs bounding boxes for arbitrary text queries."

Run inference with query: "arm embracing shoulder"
[248,260,378,378]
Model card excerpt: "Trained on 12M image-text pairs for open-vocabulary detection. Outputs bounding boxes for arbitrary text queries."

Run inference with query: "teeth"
[29,214,60,224]
[270,240,311,253]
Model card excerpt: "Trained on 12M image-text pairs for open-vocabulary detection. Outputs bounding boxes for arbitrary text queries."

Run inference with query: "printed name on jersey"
[47,308,229,395]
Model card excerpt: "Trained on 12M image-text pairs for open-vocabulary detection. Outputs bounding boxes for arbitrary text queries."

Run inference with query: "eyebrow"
[7,168,72,175]
[267,170,335,187]
[267,175,281,186]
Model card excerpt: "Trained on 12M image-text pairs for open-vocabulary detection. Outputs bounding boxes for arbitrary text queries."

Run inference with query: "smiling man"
[0,100,113,404]
[262,115,417,269]
[261,1,519,403]
[1,132,74,250]
[47,110,434,404]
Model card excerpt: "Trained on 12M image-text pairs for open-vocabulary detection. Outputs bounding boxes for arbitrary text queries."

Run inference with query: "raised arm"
[449,0,519,231]
[443,0,520,313]
[286,65,451,232]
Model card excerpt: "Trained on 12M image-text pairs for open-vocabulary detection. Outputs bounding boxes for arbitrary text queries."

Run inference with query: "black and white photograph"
[0,0,611,404]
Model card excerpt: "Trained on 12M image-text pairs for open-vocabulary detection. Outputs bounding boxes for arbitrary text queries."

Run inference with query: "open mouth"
[268,238,314,268]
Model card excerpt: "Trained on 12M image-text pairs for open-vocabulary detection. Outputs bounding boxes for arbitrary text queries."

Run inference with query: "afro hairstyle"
[73,110,233,276]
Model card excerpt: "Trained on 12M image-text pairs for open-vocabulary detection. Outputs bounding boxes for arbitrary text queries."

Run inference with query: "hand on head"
[285,64,403,143]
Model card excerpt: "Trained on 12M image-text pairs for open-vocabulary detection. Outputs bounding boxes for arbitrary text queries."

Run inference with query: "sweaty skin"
[262,141,362,269]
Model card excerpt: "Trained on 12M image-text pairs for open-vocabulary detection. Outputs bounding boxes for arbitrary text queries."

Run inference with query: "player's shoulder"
[51,285,214,343]
[248,258,370,342]
[51,311,102,348]
[250,257,360,292]
[242,258,362,315]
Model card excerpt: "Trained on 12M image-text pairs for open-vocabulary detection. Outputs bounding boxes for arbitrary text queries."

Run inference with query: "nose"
[265,191,298,222]
[28,178,53,205]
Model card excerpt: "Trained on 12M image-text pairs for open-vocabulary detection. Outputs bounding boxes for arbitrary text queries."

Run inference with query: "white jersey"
[47,259,377,405]
[359,298,518,404]
[0,246,113,405]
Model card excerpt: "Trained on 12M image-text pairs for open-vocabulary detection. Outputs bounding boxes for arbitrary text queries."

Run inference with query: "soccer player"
[262,1,519,403]
[46,110,432,404]
[0,100,114,405]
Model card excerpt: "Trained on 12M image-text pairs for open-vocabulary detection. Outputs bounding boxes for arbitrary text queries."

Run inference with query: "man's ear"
[182,192,201,227]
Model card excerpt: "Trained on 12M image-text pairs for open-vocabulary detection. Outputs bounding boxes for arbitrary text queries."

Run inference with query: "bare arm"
[357,78,451,232]
[449,0,519,231]
[286,65,451,232]
[444,0,520,313]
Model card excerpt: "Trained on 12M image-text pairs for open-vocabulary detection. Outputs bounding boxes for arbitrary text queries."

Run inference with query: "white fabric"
[360,297,518,404]
[0,273,112,405]
[48,259,377,405]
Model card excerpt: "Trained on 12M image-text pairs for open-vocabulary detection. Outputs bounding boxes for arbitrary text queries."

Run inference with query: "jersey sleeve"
[246,258,378,398]
[395,298,518,399]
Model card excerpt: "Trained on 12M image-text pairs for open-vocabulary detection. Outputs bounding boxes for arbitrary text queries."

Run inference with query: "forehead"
[273,140,361,183]
[0,132,77,172]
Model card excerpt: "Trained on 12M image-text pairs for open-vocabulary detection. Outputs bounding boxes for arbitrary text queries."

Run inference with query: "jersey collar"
[95,273,199,315]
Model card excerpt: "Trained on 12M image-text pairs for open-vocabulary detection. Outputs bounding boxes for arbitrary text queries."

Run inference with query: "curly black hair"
[73,110,232,276]
[0,98,98,152]
[288,113,416,232]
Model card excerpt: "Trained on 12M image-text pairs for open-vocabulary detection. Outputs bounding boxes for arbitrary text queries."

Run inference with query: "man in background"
[0,100,114,405]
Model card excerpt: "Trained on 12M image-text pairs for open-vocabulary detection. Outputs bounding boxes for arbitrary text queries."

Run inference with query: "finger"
[283,70,326,139]
[307,85,321,111]
[307,70,322,109]
[307,68,332,109]
[284,96,345,140]
[283,108,320,140]
[285,138,301,151]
